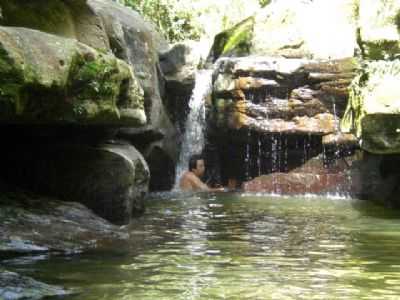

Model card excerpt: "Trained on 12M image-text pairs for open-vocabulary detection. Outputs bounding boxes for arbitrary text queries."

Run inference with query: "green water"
[5,193,400,299]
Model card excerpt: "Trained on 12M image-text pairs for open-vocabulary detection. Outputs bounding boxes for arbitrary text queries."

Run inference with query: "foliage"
[115,0,202,42]
[115,0,265,43]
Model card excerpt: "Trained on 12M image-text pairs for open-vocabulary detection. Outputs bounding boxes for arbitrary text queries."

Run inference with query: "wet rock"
[0,142,149,225]
[242,156,356,195]
[243,172,349,194]
[322,132,359,148]
[0,269,73,300]
[210,57,356,136]
[0,188,129,255]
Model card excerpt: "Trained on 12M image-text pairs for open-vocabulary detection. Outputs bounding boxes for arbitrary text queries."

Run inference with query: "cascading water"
[174,69,213,188]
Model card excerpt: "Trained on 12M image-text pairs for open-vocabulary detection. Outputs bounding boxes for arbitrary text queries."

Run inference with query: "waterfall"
[174,69,213,188]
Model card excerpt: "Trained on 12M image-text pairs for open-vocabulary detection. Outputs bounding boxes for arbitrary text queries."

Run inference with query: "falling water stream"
[174,70,213,188]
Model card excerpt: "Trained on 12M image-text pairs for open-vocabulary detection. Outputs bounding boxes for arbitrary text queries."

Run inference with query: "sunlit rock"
[209,0,357,61]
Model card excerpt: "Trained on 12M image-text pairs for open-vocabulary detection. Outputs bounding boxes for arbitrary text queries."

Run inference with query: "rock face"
[205,51,359,189]
[0,142,149,225]
[341,60,400,154]
[0,0,173,206]
[86,0,178,190]
[0,26,145,125]
[210,56,357,136]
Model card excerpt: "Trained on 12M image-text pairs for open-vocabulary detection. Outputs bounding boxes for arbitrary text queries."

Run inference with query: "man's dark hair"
[188,154,203,171]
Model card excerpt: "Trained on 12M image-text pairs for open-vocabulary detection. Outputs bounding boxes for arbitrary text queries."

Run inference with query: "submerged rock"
[0,188,128,255]
[0,269,73,300]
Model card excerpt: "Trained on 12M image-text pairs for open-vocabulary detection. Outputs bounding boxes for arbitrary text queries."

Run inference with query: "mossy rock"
[341,60,400,153]
[0,26,145,126]
[207,16,254,62]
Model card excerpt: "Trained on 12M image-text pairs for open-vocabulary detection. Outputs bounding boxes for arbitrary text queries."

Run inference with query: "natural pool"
[4,192,400,300]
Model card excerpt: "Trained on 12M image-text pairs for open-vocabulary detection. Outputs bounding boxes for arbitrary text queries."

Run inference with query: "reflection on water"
[4,193,400,299]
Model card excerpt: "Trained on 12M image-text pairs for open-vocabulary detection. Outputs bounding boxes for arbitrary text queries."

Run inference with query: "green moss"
[208,17,254,62]
[362,40,400,60]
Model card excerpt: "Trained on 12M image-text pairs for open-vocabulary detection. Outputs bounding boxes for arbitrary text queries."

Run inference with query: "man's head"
[188,154,205,177]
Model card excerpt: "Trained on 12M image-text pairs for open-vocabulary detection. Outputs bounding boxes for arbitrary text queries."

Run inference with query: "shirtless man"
[180,154,224,192]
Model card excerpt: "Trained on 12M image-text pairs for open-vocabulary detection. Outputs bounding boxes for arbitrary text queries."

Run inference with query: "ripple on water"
[4,193,400,300]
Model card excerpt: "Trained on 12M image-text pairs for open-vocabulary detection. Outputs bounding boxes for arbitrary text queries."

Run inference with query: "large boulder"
[0,0,178,191]
[87,0,179,189]
[0,26,145,126]
[0,142,149,225]
[341,60,400,154]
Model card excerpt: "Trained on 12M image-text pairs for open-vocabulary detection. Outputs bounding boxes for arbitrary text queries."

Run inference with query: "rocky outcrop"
[87,0,178,190]
[210,56,357,136]
[0,0,176,195]
[341,60,400,154]
[0,26,145,126]
[0,142,149,225]
[0,269,73,300]
[205,33,359,188]
[0,186,129,255]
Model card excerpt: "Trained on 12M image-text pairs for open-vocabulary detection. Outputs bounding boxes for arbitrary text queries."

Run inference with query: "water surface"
[4,193,400,299]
